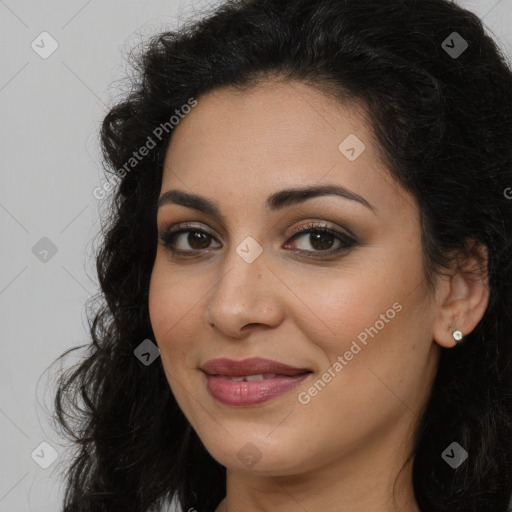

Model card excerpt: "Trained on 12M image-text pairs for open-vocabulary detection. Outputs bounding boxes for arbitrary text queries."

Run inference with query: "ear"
[433,240,490,348]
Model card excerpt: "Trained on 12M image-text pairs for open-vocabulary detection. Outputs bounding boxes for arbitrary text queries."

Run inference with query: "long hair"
[52,1,512,510]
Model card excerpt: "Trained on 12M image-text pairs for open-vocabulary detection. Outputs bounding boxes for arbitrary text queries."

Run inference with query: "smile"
[201,357,313,406]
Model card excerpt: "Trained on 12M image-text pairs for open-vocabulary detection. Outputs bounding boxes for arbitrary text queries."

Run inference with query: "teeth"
[228,374,277,381]
[245,374,265,381]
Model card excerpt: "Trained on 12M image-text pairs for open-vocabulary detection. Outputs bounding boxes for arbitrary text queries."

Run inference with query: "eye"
[158,221,357,258]
[159,223,221,255]
[284,222,356,256]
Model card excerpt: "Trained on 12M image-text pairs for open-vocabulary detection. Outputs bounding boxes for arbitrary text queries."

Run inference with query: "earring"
[452,329,464,344]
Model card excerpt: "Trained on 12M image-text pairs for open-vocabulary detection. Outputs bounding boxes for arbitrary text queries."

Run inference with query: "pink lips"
[201,357,312,406]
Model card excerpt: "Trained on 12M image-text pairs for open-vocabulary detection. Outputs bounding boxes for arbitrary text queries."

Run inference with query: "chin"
[196,429,315,475]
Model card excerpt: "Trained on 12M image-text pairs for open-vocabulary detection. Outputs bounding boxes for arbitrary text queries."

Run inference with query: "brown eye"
[159,225,221,254]
[159,222,357,259]
[307,231,337,250]
[285,225,356,255]
[187,231,212,249]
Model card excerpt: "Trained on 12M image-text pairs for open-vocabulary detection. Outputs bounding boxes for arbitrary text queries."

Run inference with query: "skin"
[148,79,489,512]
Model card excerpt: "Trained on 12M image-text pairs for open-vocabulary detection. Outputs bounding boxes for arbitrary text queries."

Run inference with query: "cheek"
[148,262,172,341]
[290,263,402,351]
[148,257,201,356]
[294,242,429,379]
[148,259,205,418]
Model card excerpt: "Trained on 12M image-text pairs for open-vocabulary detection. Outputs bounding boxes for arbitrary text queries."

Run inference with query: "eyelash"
[158,221,357,259]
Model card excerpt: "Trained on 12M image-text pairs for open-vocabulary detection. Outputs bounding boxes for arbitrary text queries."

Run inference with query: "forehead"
[160,80,412,218]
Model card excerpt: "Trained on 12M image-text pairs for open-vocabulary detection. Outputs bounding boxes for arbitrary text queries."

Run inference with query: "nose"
[205,243,285,338]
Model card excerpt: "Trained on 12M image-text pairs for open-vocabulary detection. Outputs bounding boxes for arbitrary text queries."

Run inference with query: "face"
[148,80,441,476]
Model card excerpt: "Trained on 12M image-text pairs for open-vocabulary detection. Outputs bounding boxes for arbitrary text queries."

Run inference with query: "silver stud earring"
[452,329,464,344]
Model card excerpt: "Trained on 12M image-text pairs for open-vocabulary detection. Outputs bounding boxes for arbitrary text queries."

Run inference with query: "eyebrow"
[157,184,376,217]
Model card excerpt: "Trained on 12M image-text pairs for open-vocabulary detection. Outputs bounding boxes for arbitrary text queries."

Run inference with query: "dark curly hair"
[51,0,512,510]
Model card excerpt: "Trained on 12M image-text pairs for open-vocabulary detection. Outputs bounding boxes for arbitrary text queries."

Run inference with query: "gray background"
[0,1,511,511]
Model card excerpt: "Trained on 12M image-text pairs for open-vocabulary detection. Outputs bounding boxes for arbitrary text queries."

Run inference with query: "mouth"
[201,357,313,406]
[210,373,308,381]
[201,357,312,377]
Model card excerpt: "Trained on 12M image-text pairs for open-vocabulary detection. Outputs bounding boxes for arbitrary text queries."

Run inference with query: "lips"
[201,357,311,378]
[201,357,312,406]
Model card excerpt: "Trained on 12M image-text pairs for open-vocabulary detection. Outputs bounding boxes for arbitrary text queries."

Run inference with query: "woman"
[52,0,512,510]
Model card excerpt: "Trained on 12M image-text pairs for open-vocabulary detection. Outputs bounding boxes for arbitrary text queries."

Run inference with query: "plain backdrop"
[1,1,511,511]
